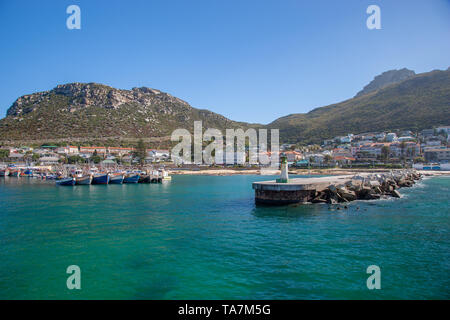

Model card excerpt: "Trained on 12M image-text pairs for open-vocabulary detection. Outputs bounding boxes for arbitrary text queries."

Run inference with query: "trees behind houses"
[135,139,147,165]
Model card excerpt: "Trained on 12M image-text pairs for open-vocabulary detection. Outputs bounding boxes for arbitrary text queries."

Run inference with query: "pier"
[252,175,365,205]
[252,170,421,205]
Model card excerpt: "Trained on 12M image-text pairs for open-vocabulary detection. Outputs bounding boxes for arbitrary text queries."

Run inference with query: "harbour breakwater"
[253,170,422,205]
[311,170,421,204]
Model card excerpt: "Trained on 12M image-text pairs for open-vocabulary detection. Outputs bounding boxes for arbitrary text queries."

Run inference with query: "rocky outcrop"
[355,68,416,97]
[313,170,422,204]
[0,82,252,142]
[7,83,193,116]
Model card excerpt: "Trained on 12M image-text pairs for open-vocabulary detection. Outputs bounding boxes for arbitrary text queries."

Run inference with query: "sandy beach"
[168,167,450,176]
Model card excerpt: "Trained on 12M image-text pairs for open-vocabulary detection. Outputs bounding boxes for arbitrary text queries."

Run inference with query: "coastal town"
[281,125,450,170]
[0,126,449,172]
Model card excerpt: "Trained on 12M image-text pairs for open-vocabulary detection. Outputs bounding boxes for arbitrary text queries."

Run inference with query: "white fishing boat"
[76,175,92,185]
[109,173,124,184]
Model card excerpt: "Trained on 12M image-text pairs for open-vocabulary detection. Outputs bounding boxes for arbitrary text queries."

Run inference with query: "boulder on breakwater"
[312,170,422,204]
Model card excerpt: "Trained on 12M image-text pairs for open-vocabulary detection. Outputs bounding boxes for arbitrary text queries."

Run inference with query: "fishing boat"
[148,170,159,183]
[73,169,84,178]
[92,173,110,185]
[0,169,9,177]
[23,169,33,177]
[76,175,92,185]
[109,174,124,184]
[123,174,140,183]
[138,174,151,183]
[56,177,76,186]
[9,170,20,177]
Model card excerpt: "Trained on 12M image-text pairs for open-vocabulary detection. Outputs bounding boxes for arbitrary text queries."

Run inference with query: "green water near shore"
[0,175,449,299]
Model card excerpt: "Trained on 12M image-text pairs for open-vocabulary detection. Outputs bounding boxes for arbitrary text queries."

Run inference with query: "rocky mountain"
[355,68,415,97]
[268,69,450,144]
[0,83,251,144]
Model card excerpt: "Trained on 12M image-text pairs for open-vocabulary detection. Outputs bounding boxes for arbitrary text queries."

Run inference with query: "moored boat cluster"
[311,170,422,204]
[55,169,171,186]
[0,166,171,186]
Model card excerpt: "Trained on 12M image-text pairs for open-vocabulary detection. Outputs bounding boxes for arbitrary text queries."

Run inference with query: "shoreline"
[168,168,450,177]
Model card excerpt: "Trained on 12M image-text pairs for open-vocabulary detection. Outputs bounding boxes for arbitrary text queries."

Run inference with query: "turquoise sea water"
[0,175,449,299]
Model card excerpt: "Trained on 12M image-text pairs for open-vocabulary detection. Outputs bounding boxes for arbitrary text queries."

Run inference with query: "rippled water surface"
[0,175,449,299]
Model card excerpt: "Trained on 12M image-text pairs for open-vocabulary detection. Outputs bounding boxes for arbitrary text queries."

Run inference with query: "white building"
[39,156,60,165]
[436,126,450,135]
[339,135,353,143]
[305,153,325,164]
[18,146,33,152]
[147,149,170,162]
[386,133,398,142]
[423,139,442,147]
[397,136,415,142]
[68,146,79,154]
[56,147,69,154]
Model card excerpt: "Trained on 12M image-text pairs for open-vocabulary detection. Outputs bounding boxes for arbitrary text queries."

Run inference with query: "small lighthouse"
[276,155,289,183]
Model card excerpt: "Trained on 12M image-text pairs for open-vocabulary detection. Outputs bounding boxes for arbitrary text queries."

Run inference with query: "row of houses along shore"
[280,126,450,167]
[1,126,449,168]
[1,145,170,166]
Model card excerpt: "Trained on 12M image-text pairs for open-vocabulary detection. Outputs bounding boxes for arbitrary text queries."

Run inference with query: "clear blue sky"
[0,0,449,124]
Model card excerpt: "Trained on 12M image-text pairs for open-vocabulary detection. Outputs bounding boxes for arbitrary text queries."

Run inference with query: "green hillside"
[0,83,253,145]
[268,69,450,144]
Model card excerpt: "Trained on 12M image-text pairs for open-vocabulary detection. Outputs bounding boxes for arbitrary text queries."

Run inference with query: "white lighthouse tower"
[276,155,289,183]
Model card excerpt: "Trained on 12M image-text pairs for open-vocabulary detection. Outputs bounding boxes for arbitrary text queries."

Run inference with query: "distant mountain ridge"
[0,68,449,146]
[268,68,450,144]
[355,68,415,97]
